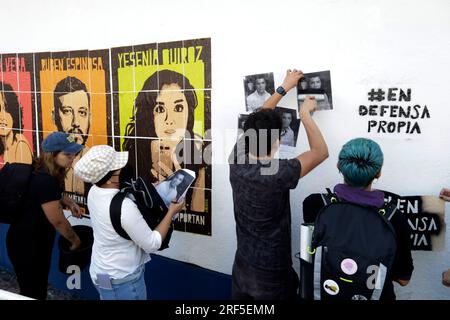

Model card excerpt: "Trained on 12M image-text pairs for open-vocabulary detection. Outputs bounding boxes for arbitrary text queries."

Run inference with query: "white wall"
[2,0,450,299]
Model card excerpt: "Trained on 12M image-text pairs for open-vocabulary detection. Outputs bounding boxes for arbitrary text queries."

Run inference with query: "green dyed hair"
[338,138,384,188]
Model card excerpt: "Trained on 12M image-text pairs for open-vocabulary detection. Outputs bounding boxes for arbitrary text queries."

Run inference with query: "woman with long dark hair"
[6,132,83,299]
[123,69,208,212]
[0,82,32,165]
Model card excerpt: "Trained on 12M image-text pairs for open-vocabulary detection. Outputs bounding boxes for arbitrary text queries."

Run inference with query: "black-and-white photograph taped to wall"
[155,169,196,209]
[244,72,275,112]
[297,70,333,112]
[275,107,300,147]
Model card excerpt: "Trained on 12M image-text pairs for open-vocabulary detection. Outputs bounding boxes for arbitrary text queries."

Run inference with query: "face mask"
[119,163,134,189]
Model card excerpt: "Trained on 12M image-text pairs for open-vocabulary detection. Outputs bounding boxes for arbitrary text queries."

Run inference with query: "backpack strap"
[110,192,131,240]
[320,188,339,206]
[378,201,397,221]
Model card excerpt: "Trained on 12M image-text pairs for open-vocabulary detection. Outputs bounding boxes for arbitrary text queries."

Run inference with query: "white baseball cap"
[74,145,129,184]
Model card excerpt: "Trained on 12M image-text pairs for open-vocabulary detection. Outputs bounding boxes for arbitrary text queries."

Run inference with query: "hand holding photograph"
[297,70,333,112]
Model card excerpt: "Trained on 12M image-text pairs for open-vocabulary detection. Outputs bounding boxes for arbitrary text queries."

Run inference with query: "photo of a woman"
[0,82,33,165]
[123,69,208,213]
[274,107,300,147]
[280,111,295,147]
[156,170,195,208]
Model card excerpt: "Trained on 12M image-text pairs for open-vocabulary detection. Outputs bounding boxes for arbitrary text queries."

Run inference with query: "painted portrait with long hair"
[123,69,209,214]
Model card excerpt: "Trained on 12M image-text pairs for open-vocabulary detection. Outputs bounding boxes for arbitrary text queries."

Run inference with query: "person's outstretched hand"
[442,269,450,287]
[69,202,82,218]
[439,188,450,202]
[168,199,186,221]
[281,69,304,91]
[300,96,318,117]
[169,199,186,215]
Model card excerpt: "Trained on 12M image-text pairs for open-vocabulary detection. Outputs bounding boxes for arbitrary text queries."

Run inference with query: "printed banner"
[383,191,446,251]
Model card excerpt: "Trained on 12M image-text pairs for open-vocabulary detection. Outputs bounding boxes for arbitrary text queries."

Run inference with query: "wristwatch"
[276,86,287,96]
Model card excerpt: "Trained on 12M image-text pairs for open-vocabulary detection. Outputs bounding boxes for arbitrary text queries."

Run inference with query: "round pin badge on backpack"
[323,279,340,295]
[341,258,358,275]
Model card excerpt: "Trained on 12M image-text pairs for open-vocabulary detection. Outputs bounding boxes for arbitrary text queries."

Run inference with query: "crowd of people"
[0,69,448,300]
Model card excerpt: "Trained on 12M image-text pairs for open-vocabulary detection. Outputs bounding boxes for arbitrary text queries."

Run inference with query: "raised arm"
[296,97,329,178]
[262,69,304,110]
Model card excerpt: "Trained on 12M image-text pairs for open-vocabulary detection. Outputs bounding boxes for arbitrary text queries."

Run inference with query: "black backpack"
[0,163,34,224]
[308,189,397,300]
[109,177,173,251]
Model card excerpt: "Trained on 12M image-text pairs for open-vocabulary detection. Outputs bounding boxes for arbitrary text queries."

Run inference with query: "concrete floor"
[0,266,83,300]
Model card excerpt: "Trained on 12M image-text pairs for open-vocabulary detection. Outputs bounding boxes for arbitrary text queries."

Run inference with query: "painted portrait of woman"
[0,82,33,165]
[123,69,208,213]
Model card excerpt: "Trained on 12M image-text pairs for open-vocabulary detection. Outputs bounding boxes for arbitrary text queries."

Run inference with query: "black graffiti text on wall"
[359,88,430,134]
[117,45,204,68]
[2,56,27,72]
[383,191,442,251]
[40,57,104,71]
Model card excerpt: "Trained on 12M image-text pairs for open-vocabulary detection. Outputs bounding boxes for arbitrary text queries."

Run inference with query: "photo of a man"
[244,73,275,112]
[297,70,333,111]
[308,76,322,90]
[53,76,91,194]
[34,50,111,219]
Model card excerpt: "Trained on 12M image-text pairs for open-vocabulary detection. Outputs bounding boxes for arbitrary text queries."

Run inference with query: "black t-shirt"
[9,169,63,252]
[303,193,414,300]
[229,137,302,271]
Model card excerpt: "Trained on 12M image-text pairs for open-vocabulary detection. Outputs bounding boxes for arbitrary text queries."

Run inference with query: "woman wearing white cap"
[74,145,184,300]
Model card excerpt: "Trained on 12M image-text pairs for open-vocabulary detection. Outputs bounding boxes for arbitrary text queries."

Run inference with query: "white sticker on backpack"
[341,258,358,275]
[323,279,339,295]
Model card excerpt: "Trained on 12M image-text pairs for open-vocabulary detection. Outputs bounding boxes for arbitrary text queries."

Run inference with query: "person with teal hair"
[337,138,384,189]
[303,137,414,300]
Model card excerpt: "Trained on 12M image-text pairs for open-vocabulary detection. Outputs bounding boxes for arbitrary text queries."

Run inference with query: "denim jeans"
[94,265,147,300]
